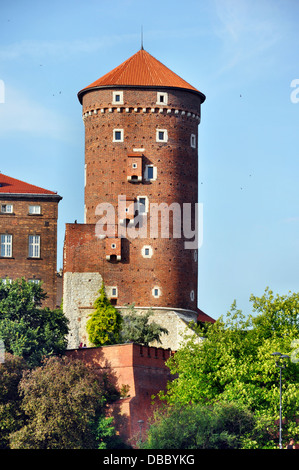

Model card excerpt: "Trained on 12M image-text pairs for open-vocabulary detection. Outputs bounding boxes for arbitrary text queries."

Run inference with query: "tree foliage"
[9,356,120,449]
[121,304,168,346]
[0,278,69,367]
[141,402,259,449]
[86,282,123,346]
[0,353,28,448]
[158,288,299,448]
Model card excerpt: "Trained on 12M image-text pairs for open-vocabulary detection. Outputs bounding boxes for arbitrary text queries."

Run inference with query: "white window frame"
[157,92,168,105]
[152,286,161,298]
[111,287,118,298]
[29,205,41,215]
[156,129,168,142]
[28,235,40,258]
[141,245,153,258]
[191,134,196,148]
[136,196,149,215]
[144,165,157,181]
[1,204,13,214]
[28,279,41,284]
[1,234,12,257]
[113,129,124,142]
[112,91,123,105]
[2,278,12,284]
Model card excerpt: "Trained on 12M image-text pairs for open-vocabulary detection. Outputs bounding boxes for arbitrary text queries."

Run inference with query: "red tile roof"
[78,49,205,103]
[0,173,58,195]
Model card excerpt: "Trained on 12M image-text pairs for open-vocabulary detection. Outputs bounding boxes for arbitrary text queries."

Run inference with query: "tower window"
[113,129,124,142]
[157,92,168,105]
[112,91,123,104]
[142,245,153,258]
[137,196,148,214]
[145,165,157,181]
[152,286,161,298]
[191,134,196,148]
[111,287,118,298]
[156,129,168,142]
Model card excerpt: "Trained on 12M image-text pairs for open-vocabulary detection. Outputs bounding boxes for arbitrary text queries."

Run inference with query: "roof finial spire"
[141,25,144,50]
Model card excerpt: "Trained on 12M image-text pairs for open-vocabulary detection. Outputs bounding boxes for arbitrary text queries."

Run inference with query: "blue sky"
[0,0,299,320]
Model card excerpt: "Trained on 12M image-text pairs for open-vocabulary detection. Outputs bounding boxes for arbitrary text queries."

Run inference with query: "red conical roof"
[78,49,205,103]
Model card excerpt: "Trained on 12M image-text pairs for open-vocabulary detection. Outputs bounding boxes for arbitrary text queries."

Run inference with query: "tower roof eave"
[77,49,206,104]
[78,84,206,105]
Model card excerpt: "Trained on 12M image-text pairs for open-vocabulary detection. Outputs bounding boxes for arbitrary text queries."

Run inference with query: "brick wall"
[66,343,174,445]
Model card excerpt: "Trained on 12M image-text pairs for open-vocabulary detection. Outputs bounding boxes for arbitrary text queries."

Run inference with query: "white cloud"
[0,35,135,61]
[212,0,284,76]
[0,85,73,141]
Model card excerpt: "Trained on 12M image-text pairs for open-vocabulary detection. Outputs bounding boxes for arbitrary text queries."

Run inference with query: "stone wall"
[63,270,198,351]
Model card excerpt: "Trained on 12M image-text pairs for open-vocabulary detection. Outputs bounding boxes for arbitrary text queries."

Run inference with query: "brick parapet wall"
[66,343,174,445]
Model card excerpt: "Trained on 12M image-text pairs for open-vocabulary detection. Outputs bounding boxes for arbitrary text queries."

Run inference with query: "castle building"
[0,173,62,309]
[63,48,214,350]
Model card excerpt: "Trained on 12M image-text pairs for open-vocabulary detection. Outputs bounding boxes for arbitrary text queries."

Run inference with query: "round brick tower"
[63,49,213,350]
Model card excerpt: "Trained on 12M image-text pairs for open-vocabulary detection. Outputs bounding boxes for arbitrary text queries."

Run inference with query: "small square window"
[113,129,124,142]
[142,245,153,258]
[112,287,118,297]
[156,129,168,142]
[112,91,123,104]
[157,92,168,105]
[152,286,161,298]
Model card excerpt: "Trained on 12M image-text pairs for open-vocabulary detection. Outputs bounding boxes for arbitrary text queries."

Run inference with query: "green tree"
[0,279,69,367]
[0,353,28,448]
[9,356,120,449]
[141,402,259,449]
[86,282,123,346]
[158,288,299,448]
[121,304,168,346]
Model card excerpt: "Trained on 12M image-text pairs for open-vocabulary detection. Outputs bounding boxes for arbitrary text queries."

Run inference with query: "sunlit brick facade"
[0,174,62,309]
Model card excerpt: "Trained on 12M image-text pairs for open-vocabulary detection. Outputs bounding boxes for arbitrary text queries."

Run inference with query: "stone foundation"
[63,271,198,350]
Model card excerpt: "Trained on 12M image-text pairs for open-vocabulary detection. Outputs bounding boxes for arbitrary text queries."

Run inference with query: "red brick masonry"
[66,343,174,445]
